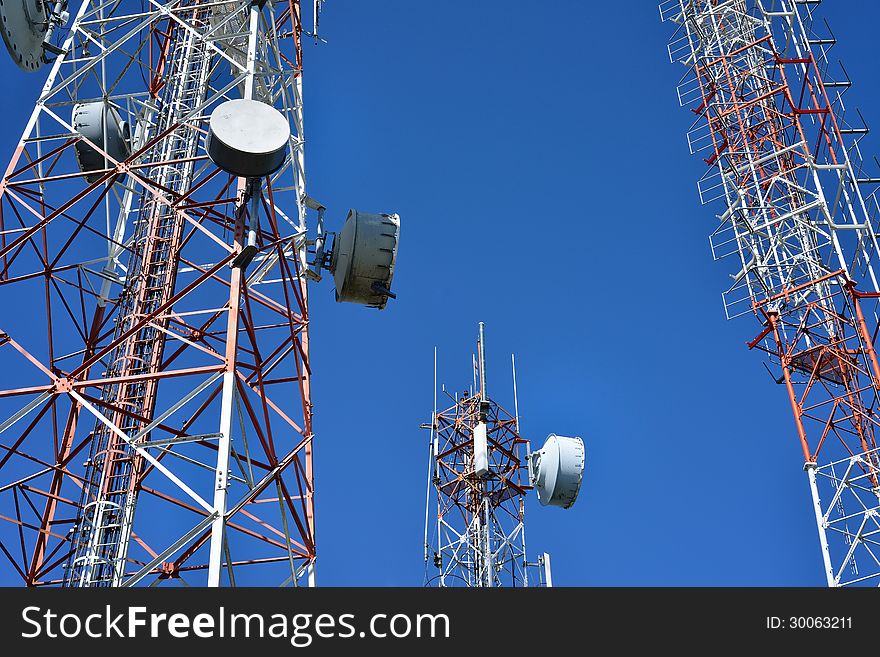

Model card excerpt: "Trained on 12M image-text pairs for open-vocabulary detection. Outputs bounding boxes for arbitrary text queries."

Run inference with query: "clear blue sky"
[2,0,880,586]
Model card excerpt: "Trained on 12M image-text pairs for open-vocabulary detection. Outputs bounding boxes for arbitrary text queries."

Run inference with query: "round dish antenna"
[206,99,290,178]
[0,0,48,71]
[529,434,584,509]
[329,209,400,309]
[72,102,131,183]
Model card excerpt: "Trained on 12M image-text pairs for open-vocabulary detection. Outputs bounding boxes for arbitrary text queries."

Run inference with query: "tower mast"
[0,0,319,586]
[424,324,583,587]
[426,324,531,587]
[661,0,880,585]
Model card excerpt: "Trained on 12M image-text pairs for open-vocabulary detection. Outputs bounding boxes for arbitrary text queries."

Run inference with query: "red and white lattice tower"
[661,0,880,585]
[423,323,583,587]
[0,0,397,587]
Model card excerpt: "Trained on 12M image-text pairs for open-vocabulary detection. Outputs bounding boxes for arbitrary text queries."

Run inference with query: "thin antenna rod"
[472,353,477,398]
[425,347,437,562]
[478,321,487,399]
[512,353,520,432]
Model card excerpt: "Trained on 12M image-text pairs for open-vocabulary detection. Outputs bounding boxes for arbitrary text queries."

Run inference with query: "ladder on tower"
[67,12,215,587]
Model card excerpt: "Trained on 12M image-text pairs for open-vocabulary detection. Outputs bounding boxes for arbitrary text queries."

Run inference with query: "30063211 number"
[766,617,852,630]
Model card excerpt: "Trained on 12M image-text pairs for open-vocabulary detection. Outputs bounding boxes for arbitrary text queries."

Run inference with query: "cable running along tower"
[0,0,400,586]
[661,0,880,585]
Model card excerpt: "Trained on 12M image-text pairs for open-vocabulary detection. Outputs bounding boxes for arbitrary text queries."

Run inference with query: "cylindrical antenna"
[313,0,320,38]
[478,321,487,400]
[540,552,553,588]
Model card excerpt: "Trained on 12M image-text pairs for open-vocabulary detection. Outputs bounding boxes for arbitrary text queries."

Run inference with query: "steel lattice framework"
[427,394,530,587]
[661,0,880,585]
[424,327,539,587]
[0,0,321,586]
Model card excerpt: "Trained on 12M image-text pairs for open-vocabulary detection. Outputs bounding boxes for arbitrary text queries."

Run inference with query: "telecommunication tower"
[661,0,880,585]
[0,0,400,587]
[423,323,584,587]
